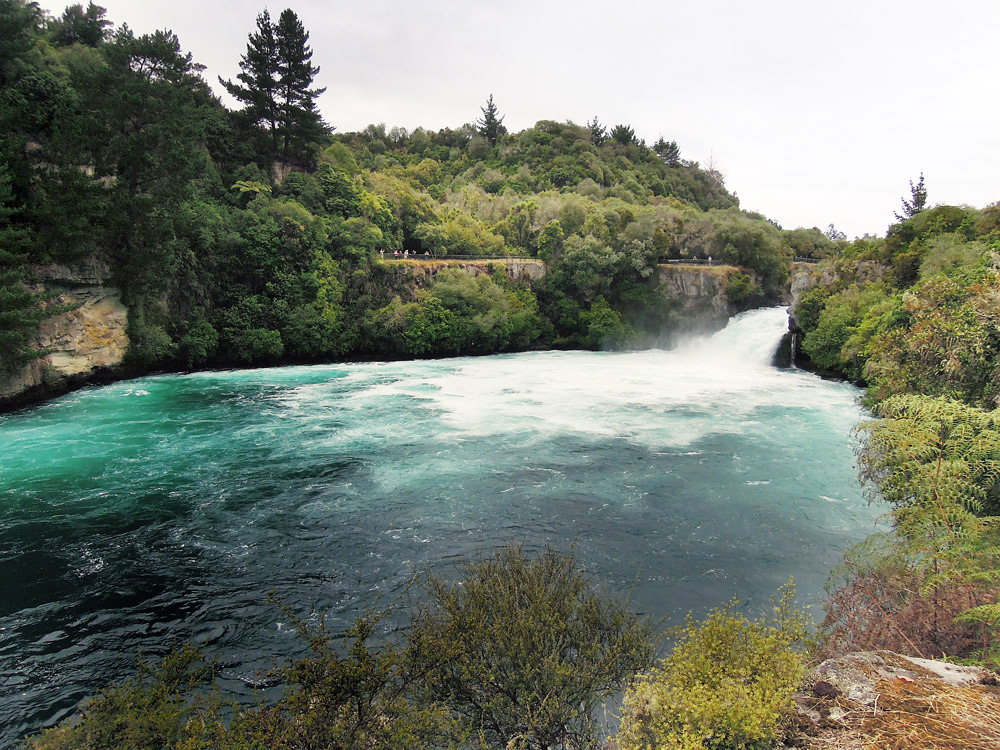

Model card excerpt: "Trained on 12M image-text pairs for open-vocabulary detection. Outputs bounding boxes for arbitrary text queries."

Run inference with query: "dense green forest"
[8,1,1000,748]
[0,0,830,382]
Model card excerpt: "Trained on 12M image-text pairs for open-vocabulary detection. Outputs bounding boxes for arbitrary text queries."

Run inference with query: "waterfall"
[674,307,790,370]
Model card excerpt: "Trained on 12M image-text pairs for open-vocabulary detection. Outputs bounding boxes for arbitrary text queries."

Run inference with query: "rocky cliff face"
[658,264,738,329]
[0,260,129,411]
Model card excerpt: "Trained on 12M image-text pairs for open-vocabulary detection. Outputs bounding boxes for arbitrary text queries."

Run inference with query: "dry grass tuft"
[801,675,1000,750]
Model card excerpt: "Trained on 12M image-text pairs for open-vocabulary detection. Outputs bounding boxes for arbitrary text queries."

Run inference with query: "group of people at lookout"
[380,249,432,259]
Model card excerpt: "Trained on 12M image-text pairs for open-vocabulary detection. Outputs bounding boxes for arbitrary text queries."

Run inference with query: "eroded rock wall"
[658,264,738,330]
[0,261,129,411]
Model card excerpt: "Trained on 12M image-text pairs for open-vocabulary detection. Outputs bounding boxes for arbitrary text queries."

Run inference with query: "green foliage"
[414,211,507,257]
[707,212,789,297]
[895,171,927,222]
[220,7,328,164]
[610,123,637,146]
[1,1,795,386]
[476,93,506,146]
[581,295,633,349]
[587,116,607,146]
[410,544,655,750]
[791,204,1000,396]
[28,611,464,750]
[653,136,681,167]
[783,226,837,260]
[803,200,1000,672]
[177,319,218,368]
[618,582,808,750]
[367,268,541,357]
[127,321,176,367]
[823,395,1000,666]
[800,283,899,381]
[859,394,1000,524]
[272,603,464,750]
[28,644,222,750]
[864,262,1000,408]
[0,262,44,373]
[725,271,764,308]
[48,2,111,47]
[0,166,43,373]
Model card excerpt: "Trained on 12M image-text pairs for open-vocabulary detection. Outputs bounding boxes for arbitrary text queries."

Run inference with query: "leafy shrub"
[29,548,654,750]
[822,395,1000,666]
[725,271,763,308]
[617,582,807,750]
[126,323,175,368]
[177,319,218,368]
[28,644,221,750]
[409,544,655,750]
[225,327,284,363]
[581,296,633,349]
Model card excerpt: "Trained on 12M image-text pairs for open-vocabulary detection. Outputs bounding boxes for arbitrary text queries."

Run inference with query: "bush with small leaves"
[409,544,655,750]
[617,582,808,750]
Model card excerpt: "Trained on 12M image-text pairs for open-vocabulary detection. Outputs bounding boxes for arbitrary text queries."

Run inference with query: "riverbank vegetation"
[791,184,1000,669]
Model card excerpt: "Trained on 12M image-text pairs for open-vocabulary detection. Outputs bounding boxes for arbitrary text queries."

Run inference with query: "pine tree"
[894,171,927,221]
[0,165,43,374]
[274,8,327,162]
[49,2,111,47]
[221,8,328,164]
[609,123,636,146]
[653,136,680,166]
[476,93,506,145]
[219,9,281,154]
[587,116,606,146]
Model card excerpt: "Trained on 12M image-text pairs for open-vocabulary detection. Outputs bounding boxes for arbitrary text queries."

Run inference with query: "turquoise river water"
[0,307,882,745]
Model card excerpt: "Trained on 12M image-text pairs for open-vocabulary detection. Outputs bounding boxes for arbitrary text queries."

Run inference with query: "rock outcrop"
[0,260,129,411]
[658,263,739,330]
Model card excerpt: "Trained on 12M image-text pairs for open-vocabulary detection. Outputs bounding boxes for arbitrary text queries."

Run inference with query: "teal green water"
[0,308,881,744]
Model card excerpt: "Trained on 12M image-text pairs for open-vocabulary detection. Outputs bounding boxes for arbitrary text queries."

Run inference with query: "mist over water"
[0,307,881,745]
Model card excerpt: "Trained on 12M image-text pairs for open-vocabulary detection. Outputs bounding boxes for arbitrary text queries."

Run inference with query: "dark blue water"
[0,308,881,746]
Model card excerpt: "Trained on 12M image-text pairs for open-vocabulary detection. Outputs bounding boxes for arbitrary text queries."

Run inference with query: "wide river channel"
[0,306,882,745]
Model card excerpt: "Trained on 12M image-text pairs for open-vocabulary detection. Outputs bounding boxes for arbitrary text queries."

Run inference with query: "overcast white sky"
[88,0,998,239]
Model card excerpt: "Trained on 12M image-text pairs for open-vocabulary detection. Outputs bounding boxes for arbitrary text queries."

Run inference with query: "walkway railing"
[382,253,821,265]
[380,253,539,262]
[657,258,716,265]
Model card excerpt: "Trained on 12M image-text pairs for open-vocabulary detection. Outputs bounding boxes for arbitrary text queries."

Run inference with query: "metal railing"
[381,253,821,265]
[379,253,539,262]
[657,258,717,265]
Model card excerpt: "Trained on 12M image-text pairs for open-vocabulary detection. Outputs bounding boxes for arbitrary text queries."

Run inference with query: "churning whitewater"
[0,307,881,744]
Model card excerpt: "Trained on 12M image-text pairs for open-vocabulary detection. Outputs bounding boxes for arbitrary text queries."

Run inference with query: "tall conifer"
[219,9,280,153]
[221,8,327,164]
[274,8,326,161]
[476,94,505,145]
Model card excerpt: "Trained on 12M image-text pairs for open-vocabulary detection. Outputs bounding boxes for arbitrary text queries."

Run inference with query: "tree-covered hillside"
[0,0,831,381]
